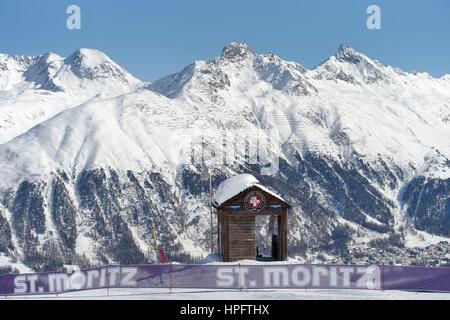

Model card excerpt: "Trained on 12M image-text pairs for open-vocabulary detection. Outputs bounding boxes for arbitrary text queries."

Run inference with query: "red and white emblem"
[244,191,266,212]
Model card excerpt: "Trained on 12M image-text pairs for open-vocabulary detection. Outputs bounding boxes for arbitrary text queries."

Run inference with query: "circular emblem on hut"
[244,191,266,212]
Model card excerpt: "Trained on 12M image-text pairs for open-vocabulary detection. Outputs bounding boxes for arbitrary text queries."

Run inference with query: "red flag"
[159,248,167,264]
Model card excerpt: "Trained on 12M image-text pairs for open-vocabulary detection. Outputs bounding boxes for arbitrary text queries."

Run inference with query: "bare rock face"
[221,42,254,61]
[402,177,450,236]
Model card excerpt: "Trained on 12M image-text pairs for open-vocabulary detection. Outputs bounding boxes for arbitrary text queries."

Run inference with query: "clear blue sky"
[0,0,449,81]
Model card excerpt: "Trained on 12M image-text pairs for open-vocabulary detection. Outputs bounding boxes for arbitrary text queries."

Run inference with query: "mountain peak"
[312,44,392,84]
[66,48,113,67]
[334,43,366,64]
[336,43,352,54]
[40,52,63,64]
[63,48,141,85]
[221,42,254,61]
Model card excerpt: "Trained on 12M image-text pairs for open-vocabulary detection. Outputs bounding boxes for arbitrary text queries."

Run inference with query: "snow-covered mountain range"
[0,49,142,145]
[0,43,449,271]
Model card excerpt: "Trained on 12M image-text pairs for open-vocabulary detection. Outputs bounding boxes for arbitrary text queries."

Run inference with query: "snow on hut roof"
[213,174,287,207]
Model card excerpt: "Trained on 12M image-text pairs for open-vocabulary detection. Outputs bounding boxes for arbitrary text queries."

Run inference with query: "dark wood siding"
[227,215,256,262]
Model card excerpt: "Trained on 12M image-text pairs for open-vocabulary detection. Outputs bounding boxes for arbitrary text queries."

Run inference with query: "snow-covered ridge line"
[0,47,144,145]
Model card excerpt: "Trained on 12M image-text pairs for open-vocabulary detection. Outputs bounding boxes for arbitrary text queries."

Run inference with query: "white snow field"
[2,288,450,300]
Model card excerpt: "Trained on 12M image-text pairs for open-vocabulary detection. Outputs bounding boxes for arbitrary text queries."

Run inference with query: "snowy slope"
[0,49,143,145]
[309,44,450,167]
[3,287,450,300]
[151,42,450,170]
[0,43,449,271]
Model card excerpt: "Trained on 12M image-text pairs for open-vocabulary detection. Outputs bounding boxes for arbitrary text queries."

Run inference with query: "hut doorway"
[256,215,280,261]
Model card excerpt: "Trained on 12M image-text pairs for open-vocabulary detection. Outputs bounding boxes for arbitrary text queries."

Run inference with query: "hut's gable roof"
[213,174,287,207]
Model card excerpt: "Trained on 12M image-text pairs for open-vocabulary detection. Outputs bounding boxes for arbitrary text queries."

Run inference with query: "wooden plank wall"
[279,212,288,261]
[227,215,256,262]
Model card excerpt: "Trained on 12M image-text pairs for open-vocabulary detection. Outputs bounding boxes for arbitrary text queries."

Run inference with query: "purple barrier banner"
[0,264,449,296]
[382,266,450,292]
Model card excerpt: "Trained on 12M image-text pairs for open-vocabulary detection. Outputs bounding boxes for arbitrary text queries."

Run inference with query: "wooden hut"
[213,174,291,262]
